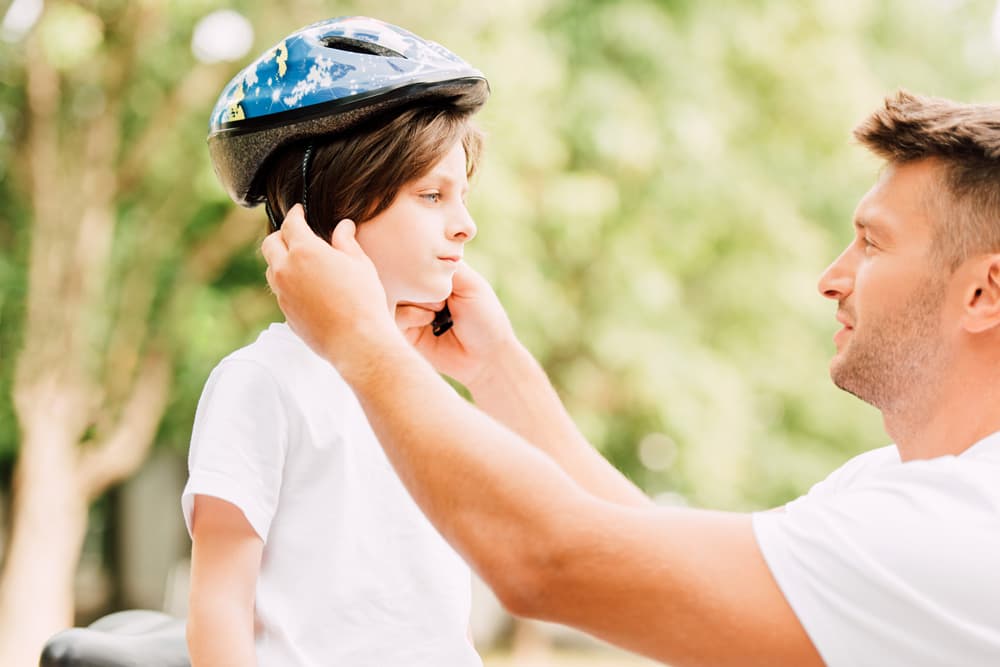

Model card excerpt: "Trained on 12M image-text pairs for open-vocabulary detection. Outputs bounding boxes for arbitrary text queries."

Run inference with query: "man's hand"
[396,262,518,389]
[262,205,400,373]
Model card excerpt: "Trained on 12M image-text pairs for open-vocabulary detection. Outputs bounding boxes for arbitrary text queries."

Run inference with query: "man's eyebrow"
[854,217,885,233]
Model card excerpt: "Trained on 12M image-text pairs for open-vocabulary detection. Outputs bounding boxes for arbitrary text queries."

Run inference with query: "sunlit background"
[2,0,999,664]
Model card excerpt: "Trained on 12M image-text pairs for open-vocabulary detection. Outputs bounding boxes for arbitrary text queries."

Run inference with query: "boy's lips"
[437,255,461,263]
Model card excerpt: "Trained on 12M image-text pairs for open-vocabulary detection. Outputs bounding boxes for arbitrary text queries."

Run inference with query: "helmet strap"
[262,143,315,233]
[265,199,280,232]
[301,143,315,220]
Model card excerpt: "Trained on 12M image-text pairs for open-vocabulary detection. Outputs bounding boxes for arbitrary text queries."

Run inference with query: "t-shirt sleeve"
[182,359,289,542]
[753,459,1000,667]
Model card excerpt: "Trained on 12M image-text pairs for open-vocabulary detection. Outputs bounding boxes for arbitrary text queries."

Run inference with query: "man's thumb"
[451,261,485,295]
[330,219,361,254]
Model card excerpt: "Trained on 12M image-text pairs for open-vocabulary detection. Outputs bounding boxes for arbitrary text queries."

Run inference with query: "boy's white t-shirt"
[753,432,1000,667]
[182,323,481,667]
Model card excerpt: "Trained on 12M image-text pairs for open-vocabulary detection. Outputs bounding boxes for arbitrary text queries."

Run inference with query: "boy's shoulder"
[215,322,343,391]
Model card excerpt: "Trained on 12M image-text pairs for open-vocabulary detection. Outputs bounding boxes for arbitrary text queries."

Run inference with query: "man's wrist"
[465,337,533,398]
[333,326,415,388]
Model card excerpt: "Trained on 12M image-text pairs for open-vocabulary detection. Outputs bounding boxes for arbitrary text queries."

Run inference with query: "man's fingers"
[279,204,312,245]
[398,300,447,311]
[451,261,488,296]
[396,304,438,330]
[330,219,365,256]
[261,230,287,266]
[262,230,289,295]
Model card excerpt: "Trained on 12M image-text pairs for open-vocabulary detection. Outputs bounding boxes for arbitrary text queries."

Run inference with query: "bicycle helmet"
[207,16,489,209]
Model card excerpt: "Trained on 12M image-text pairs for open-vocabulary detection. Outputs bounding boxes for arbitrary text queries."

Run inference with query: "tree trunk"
[0,22,170,663]
[0,386,89,666]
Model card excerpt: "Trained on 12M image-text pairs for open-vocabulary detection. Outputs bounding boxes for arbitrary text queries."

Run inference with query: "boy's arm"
[188,495,262,667]
[398,263,649,507]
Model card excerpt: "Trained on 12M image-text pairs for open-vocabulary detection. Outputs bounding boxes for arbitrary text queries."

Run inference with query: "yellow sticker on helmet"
[275,41,288,77]
[226,81,246,121]
[227,103,246,121]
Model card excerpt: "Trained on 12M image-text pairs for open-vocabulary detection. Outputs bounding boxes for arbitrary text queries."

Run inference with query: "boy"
[182,17,488,666]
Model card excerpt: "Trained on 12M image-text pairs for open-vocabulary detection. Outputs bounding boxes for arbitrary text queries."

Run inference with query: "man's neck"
[885,363,1000,461]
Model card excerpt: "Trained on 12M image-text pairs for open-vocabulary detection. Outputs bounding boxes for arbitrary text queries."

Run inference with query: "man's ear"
[962,254,1000,334]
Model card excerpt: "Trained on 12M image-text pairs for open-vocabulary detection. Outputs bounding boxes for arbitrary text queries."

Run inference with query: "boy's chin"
[397,281,453,305]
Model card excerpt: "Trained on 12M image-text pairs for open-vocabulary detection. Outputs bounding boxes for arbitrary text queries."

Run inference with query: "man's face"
[817,160,951,411]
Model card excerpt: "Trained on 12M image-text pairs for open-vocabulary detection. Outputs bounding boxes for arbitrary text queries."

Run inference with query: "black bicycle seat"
[39,609,189,667]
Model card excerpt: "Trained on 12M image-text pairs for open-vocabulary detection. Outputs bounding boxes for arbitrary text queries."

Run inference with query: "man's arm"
[263,212,821,666]
[188,495,261,667]
[351,340,819,666]
[466,338,651,507]
[397,264,649,507]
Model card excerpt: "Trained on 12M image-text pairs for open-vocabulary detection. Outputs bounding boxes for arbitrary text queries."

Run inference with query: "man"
[261,91,1000,666]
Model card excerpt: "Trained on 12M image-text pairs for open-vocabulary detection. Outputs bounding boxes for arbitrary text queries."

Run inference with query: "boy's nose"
[448,205,477,242]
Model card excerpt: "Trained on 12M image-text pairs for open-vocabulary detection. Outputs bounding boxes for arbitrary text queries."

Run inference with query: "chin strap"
[301,143,315,220]
[265,199,280,232]
[264,142,315,233]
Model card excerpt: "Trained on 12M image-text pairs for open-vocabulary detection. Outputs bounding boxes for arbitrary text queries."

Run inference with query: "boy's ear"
[962,253,1000,334]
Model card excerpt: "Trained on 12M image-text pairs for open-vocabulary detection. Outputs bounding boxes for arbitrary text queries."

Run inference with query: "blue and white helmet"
[208,16,489,207]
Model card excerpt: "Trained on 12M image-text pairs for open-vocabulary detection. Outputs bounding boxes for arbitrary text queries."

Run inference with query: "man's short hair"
[853,90,1000,270]
[264,104,484,240]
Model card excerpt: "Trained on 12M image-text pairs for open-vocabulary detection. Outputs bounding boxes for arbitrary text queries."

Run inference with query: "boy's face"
[355,139,476,305]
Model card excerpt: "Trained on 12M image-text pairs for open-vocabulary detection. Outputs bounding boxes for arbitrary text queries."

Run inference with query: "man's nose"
[817,245,856,301]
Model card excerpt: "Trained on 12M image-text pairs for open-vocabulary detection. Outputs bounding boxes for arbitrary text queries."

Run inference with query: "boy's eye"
[420,192,441,203]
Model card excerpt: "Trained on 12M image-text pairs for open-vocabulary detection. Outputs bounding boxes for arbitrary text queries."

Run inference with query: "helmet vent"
[320,36,406,59]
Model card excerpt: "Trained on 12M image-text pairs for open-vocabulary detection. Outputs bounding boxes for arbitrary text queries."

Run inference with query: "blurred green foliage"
[2,0,999,516]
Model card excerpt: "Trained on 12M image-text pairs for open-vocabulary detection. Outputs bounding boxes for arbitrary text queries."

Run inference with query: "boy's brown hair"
[853,90,1000,270]
[264,103,484,239]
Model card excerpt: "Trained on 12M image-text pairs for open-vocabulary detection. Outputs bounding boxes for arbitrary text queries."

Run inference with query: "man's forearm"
[466,341,651,507]
[340,335,601,601]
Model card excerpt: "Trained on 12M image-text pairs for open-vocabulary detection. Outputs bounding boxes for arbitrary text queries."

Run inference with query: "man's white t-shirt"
[753,432,1000,667]
[182,323,481,667]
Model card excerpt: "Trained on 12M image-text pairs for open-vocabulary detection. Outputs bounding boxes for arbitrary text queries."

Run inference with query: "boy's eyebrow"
[416,170,468,191]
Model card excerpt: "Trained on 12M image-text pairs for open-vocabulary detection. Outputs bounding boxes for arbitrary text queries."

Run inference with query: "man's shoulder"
[852,433,1000,502]
[785,437,1000,518]
[792,445,899,501]
[760,438,1000,544]
[833,444,900,477]
[754,453,1000,666]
